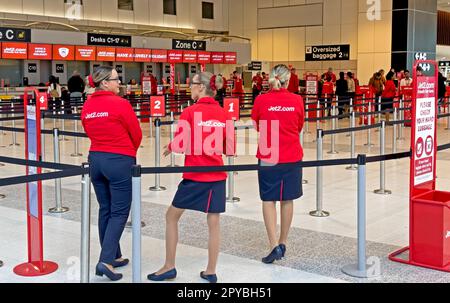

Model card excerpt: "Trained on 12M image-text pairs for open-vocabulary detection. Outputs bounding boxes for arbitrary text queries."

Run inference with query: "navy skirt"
[172,179,226,214]
[258,162,303,202]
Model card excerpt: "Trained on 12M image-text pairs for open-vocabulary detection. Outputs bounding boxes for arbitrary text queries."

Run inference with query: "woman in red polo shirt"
[148,72,232,284]
[81,66,142,281]
[252,64,305,264]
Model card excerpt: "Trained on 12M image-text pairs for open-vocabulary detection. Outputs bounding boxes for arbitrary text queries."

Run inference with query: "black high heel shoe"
[95,263,123,281]
[279,244,286,258]
[262,246,283,264]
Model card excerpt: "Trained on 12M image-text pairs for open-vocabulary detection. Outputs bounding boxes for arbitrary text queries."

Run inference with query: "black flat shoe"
[200,271,218,283]
[262,246,283,264]
[147,268,177,281]
[95,263,123,281]
[112,258,129,268]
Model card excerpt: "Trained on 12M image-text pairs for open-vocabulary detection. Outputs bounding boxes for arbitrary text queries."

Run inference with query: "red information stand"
[389,61,450,272]
[14,88,58,277]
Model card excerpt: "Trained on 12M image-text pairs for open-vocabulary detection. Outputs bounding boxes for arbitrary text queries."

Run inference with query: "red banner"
[96,46,116,61]
[2,42,28,59]
[53,45,75,61]
[183,51,198,63]
[28,44,52,60]
[75,46,96,61]
[224,52,237,64]
[211,52,224,64]
[116,48,135,62]
[197,51,211,64]
[168,50,183,63]
[134,48,152,62]
[151,49,167,62]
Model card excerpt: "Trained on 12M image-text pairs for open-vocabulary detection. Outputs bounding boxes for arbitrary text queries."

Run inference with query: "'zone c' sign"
[172,39,206,51]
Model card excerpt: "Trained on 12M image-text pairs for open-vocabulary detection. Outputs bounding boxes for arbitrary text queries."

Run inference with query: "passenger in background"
[346,72,356,113]
[335,72,348,116]
[252,72,263,102]
[47,75,62,98]
[287,68,300,94]
[68,71,85,95]
[381,71,397,122]
[400,70,413,87]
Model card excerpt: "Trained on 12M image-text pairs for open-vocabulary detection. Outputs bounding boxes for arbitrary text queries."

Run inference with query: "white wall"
[357,0,393,84]
[228,0,360,78]
[0,0,229,31]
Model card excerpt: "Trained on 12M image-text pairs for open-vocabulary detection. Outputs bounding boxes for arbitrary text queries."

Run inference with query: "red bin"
[411,190,450,269]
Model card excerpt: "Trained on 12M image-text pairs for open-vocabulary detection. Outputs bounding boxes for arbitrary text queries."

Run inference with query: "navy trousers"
[89,152,135,265]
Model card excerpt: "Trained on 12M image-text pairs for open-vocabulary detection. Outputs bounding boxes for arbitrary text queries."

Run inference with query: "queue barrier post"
[149,118,166,192]
[393,108,398,154]
[374,121,392,195]
[398,98,405,140]
[300,128,308,185]
[70,107,83,157]
[10,102,19,147]
[328,103,338,154]
[346,112,358,170]
[310,129,330,218]
[342,155,378,278]
[131,165,142,283]
[80,163,91,283]
[226,121,240,203]
[48,128,69,213]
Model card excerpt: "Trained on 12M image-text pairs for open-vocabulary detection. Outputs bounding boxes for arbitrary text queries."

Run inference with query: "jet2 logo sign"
[0,28,31,42]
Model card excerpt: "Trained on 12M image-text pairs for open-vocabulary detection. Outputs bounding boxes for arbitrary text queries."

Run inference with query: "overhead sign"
[211,52,224,64]
[96,46,116,61]
[1,42,28,59]
[28,44,52,60]
[305,45,350,61]
[172,39,206,51]
[53,45,75,61]
[0,27,30,42]
[151,49,167,63]
[88,33,131,47]
[116,48,135,62]
[197,51,211,64]
[167,50,183,63]
[75,46,96,61]
[134,48,152,62]
[248,61,262,71]
[224,52,237,64]
[183,51,197,63]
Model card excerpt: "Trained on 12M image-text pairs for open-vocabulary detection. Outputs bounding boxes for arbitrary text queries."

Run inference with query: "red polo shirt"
[168,97,234,182]
[251,88,304,164]
[81,91,142,158]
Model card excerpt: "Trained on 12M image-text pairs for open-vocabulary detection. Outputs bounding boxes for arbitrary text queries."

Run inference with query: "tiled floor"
[1,116,450,283]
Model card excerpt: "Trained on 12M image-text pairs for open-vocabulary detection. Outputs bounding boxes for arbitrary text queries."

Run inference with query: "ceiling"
[438,0,450,12]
